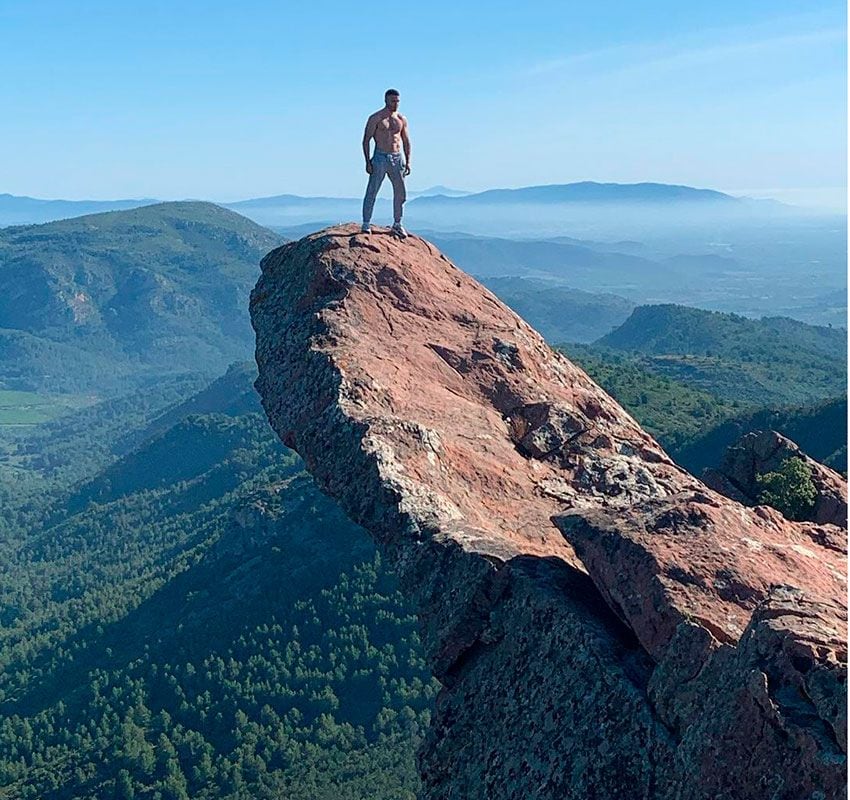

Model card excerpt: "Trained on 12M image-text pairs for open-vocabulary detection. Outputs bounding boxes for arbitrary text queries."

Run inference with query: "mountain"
[425,231,665,286]
[597,304,847,405]
[0,183,753,229]
[408,185,470,198]
[0,202,283,393]
[599,304,845,356]
[480,276,634,343]
[225,193,359,209]
[1,202,843,798]
[67,411,273,511]
[231,183,735,211]
[252,224,846,799]
[408,181,740,206]
[0,193,157,227]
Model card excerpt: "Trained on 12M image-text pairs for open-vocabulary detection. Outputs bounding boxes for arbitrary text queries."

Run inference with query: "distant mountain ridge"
[225,193,359,208]
[408,185,470,197]
[0,193,155,226]
[409,181,741,206]
[2,181,750,228]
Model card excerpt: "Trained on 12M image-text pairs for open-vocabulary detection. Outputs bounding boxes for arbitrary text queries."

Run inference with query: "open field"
[0,390,95,426]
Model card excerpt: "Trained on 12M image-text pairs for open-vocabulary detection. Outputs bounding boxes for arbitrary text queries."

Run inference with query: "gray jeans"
[362,149,406,224]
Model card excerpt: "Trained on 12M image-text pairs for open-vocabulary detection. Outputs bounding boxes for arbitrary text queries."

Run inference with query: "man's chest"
[376,115,402,135]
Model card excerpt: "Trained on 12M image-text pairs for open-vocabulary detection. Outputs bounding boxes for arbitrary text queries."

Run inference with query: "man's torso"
[371,111,405,154]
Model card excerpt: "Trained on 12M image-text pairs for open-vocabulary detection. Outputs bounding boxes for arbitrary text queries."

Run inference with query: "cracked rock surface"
[251,224,847,799]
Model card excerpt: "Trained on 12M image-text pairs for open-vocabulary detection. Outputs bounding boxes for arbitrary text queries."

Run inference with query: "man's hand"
[401,116,412,177]
[365,161,373,175]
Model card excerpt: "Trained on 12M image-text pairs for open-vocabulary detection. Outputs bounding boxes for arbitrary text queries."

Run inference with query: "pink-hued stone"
[251,224,847,800]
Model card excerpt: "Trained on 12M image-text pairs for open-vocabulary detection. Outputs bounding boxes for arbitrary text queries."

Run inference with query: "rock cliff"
[703,429,847,528]
[250,224,847,799]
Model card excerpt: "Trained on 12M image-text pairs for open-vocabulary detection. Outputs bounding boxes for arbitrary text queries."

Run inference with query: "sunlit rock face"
[251,223,847,800]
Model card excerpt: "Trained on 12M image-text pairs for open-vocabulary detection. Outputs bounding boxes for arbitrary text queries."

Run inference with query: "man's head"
[384,88,400,111]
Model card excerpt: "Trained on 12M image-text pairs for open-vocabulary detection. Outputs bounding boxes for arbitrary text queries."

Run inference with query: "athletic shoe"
[360,223,372,234]
[391,222,408,238]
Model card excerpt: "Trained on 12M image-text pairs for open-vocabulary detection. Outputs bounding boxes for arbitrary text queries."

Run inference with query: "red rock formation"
[703,429,847,528]
[251,224,847,799]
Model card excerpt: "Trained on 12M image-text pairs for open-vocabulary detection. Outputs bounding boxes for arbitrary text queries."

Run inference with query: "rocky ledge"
[250,223,847,800]
[703,429,847,528]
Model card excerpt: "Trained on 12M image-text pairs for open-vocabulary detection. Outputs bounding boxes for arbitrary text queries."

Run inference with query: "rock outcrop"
[704,429,847,528]
[250,224,847,799]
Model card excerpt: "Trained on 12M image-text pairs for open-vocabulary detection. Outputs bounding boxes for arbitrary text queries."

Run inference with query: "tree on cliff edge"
[756,456,817,521]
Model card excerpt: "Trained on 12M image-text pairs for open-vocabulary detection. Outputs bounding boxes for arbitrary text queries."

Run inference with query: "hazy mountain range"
[0,181,778,228]
[4,187,843,319]
[0,201,844,404]
[408,181,742,205]
[408,184,470,197]
[0,193,156,227]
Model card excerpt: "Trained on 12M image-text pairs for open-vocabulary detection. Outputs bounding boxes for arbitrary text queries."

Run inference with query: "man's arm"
[362,115,377,167]
[401,115,411,176]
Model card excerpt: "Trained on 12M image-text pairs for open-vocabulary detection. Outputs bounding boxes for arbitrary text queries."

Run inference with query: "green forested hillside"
[0,405,435,800]
[481,276,634,343]
[0,329,125,395]
[599,304,844,357]
[0,203,283,393]
[561,344,739,451]
[136,363,261,445]
[672,396,847,475]
[0,372,212,550]
[563,344,846,473]
[596,305,846,405]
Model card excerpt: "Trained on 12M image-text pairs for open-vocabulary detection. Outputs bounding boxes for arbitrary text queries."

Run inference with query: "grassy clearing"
[0,390,95,426]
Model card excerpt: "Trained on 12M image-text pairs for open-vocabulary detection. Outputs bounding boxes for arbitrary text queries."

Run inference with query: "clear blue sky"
[1,0,846,208]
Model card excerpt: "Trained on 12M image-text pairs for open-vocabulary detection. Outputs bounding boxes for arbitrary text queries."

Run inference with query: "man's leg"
[362,156,388,226]
[387,157,407,224]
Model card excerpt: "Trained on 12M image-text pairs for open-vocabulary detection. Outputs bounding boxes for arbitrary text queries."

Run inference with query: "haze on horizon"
[0,0,846,211]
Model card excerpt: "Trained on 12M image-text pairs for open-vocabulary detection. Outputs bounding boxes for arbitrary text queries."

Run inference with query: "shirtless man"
[361,88,411,237]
